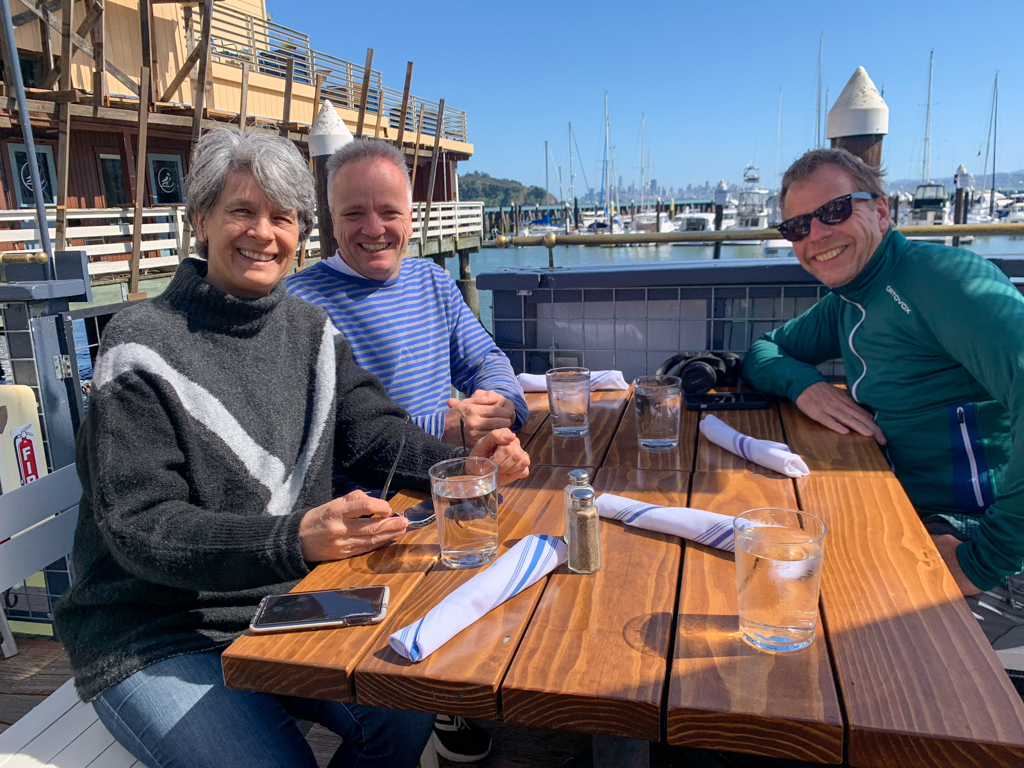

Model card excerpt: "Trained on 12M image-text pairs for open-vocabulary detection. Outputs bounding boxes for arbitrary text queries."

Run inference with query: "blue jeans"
[92,651,434,768]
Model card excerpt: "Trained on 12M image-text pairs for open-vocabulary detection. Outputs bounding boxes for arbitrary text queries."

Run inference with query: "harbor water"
[452,235,1024,333]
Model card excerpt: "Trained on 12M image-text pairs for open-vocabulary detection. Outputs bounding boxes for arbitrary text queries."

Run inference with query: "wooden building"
[0,0,478,284]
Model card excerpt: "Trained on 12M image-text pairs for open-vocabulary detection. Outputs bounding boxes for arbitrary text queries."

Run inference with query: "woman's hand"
[298,490,408,563]
[469,428,530,485]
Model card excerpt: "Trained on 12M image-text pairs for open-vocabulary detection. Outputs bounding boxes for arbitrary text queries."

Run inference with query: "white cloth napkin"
[517,370,629,393]
[699,414,810,478]
[596,493,747,552]
[388,534,567,662]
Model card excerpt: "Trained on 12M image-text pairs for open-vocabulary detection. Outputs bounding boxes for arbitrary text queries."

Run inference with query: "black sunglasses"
[777,192,875,242]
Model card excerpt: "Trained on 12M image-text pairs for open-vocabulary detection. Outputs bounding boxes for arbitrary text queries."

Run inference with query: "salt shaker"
[563,469,592,542]
[567,488,602,574]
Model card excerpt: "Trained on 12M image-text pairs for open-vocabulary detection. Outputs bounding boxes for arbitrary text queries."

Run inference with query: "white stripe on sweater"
[93,320,337,516]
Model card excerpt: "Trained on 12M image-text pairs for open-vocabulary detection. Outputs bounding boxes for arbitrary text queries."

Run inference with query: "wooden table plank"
[667,472,844,763]
[779,400,891,475]
[502,468,687,741]
[353,466,579,719]
[221,490,440,702]
[798,473,1024,767]
[603,393,700,471]
[695,405,792,476]
[517,392,550,447]
[526,390,630,467]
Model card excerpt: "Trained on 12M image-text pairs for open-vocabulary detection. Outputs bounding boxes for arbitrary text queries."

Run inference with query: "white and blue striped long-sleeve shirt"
[287,255,528,440]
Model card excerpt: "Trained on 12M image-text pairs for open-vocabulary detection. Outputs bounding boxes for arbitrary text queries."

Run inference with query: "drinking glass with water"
[546,367,591,437]
[633,375,682,449]
[429,457,500,569]
[733,508,826,653]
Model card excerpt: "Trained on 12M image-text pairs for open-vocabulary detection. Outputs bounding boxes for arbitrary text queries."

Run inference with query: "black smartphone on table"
[685,392,770,411]
[249,586,389,634]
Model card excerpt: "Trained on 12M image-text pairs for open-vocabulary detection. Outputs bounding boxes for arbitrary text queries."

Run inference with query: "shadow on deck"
[1,636,686,767]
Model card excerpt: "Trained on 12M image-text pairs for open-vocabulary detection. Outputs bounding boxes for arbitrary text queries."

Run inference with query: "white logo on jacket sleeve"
[885,285,912,314]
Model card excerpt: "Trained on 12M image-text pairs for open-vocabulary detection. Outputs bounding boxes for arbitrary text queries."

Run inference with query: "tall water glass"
[429,457,499,569]
[546,367,591,437]
[633,375,682,449]
[733,508,826,653]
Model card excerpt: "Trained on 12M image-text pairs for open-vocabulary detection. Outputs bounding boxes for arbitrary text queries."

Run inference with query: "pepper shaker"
[567,487,602,574]
[563,469,593,542]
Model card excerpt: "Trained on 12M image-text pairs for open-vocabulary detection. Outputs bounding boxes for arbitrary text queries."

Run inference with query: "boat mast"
[990,71,998,217]
[640,113,645,211]
[922,50,933,184]
[568,122,574,202]
[815,33,822,148]
[604,92,611,220]
[545,140,550,206]
[773,88,782,191]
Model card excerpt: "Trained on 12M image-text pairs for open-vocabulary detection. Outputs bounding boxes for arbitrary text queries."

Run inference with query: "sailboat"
[909,51,951,228]
[582,93,623,235]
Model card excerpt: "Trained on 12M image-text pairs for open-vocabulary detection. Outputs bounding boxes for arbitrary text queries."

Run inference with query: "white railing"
[0,203,484,279]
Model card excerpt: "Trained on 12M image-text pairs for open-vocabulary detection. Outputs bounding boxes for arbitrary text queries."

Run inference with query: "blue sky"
[267,1,1023,192]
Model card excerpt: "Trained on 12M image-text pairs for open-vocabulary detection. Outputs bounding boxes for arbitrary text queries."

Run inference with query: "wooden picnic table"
[222,388,1024,767]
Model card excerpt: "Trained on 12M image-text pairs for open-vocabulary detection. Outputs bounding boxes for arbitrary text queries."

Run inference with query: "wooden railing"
[207,4,469,142]
[0,202,484,279]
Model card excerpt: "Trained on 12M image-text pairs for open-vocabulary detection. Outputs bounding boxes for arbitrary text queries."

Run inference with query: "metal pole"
[545,140,549,206]
[990,72,998,218]
[0,0,54,270]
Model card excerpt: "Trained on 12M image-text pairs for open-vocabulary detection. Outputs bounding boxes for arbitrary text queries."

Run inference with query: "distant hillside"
[458,172,551,206]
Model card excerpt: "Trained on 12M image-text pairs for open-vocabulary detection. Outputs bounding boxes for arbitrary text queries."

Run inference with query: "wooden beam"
[23,87,76,102]
[53,0,73,251]
[395,62,412,149]
[420,98,444,245]
[175,0,211,263]
[129,66,150,297]
[237,61,248,132]
[372,70,383,139]
[409,103,423,196]
[311,71,323,125]
[139,0,153,101]
[19,0,137,96]
[157,38,202,103]
[38,10,53,82]
[41,0,103,90]
[0,17,15,98]
[121,128,136,200]
[354,48,372,138]
[91,0,106,107]
[11,0,60,27]
[280,55,293,133]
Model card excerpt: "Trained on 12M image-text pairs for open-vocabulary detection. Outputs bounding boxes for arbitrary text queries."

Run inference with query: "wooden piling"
[238,62,249,132]
[355,48,373,138]
[420,98,445,247]
[713,203,723,260]
[128,66,151,299]
[395,62,413,149]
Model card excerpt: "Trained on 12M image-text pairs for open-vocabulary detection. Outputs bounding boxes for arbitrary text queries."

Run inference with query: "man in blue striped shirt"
[287,139,527,451]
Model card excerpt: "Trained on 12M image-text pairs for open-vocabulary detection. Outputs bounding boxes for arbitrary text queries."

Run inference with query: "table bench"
[220,389,1024,766]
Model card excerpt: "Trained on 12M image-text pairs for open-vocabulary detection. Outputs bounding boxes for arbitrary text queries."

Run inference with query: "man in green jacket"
[743,149,1024,670]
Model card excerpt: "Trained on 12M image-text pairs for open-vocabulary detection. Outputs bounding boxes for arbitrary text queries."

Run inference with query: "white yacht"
[632,210,674,233]
[908,183,951,226]
[672,212,716,232]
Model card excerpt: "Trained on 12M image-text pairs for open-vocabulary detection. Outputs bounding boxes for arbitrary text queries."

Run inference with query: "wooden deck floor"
[1,635,685,767]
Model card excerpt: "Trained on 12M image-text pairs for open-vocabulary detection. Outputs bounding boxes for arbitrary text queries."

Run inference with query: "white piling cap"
[309,100,353,157]
[955,164,969,189]
[826,67,888,140]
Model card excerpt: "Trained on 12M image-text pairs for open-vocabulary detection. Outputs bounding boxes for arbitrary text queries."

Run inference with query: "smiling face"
[331,158,413,282]
[194,171,299,298]
[784,165,890,288]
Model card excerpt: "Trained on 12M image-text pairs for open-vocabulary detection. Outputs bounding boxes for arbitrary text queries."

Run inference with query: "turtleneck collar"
[160,258,286,335]
[832,228,902,301]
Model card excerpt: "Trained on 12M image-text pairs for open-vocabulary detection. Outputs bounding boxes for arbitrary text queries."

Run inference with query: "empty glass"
[633,375,682,449]
[429,457,499,569]
[546,367,591,437]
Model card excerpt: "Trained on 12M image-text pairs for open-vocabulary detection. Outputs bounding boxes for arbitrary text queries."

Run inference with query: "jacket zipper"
[839,296,868,403]
[957,407,985,508]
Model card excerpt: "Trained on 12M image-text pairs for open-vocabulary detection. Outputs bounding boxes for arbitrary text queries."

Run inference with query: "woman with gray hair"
[54,128,529,767]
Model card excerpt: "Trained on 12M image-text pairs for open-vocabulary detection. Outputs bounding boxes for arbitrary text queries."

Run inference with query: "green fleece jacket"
[743,229,1024,590]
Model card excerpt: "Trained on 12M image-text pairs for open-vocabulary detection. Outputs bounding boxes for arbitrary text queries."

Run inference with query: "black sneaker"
[432,715,492,763]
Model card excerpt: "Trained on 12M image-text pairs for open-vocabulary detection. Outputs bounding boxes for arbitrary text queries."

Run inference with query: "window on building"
[7,143,57,208]
[99,153,127,206]
[147,154,185,205]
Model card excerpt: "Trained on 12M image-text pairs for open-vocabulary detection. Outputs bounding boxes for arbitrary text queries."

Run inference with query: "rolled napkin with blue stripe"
[517,370,629,393]
[699,413,810,478]
[596,493,745,552]
[388,534,567,662]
